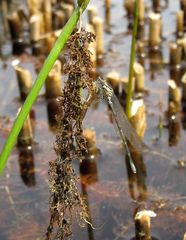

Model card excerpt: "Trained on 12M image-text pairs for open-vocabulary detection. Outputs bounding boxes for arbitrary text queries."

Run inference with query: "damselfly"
[96,77,146,173]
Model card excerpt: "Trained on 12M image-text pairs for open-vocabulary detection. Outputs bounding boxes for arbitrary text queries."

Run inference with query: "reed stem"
[126,0,138,118]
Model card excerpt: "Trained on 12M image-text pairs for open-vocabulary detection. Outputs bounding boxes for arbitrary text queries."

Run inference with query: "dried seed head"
[46,29,96,240]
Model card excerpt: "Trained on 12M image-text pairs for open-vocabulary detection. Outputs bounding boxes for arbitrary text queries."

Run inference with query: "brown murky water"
[0,0,186,239]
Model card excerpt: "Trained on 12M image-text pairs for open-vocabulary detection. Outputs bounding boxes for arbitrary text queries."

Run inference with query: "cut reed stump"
[27,0,41,16]
[105,0,111,13]
[14,66,32,101]
[80,129,99,184]
[43,33,57,54]
[134,210,156,240]
[138,0,145,23]
[169,83,181,102]
[83,129,99,156]
[87,6,98,24]
[180,0,186,27]
[42,0,52,33]
[106,71,121,91]
[86,24,97,69]
[137,0,145,40]
[45,60,62,127]
[133,62,145,93]
[61,3,74,23]
[7,11,26,54]
[169,42,182,66]
[29,14,42,42]
[93,16,104,61]
[45,60,62,99]
[152,0,161,13]
[124,0,135,18]
[168,79,181,110]
[182,72,186,101]
[7,11,22,40]
[106,71,128,96]
[17,5,29,23]
[17,114,33,147]
[183,232,186,240]
[130,99,146,139]
[1,0,9,35]
[137,41,146,66]
[176,10,184,38]
[52,10,65,30]
[29,13,45,55]
[149,12,161,49]
[105,0,111,29]
[177,36,186,60]
[169,42,182,84]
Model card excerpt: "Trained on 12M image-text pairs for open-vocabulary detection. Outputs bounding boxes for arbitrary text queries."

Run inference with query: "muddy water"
[0,0,186,239]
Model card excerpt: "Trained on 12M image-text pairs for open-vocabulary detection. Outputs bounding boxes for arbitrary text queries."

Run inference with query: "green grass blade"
[0,6,83,175]
[125,0,139,118]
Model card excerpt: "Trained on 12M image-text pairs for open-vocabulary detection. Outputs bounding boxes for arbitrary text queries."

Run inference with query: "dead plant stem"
[126,0,139,118]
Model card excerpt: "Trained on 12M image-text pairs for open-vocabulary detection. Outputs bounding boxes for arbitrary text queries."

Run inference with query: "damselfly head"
[97,77,105,88]
[97,77,113,98]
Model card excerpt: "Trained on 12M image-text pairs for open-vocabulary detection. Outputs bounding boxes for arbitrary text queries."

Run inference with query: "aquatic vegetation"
[1,0,186,239]
[0,0,90,175]
[126,0,139,118]
[46,29,95,239]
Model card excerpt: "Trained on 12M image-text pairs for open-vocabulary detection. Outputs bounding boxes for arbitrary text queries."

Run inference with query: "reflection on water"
[168,114,181,147]
[80,157,98,240]
[18,146,36,187]
[181,101,186,129]
[148,48,164,80]
[46,98,59,129]
[0,0,186,239]
[125,148,147,202]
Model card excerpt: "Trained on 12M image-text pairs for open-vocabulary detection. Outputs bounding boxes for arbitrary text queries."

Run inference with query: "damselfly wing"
[96,77,146,173]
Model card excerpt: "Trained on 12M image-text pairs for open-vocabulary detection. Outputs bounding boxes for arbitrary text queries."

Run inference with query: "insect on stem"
[96,77,146,173]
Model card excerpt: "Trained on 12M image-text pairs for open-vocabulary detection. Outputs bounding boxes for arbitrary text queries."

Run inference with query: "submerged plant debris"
[46,29,96,240]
